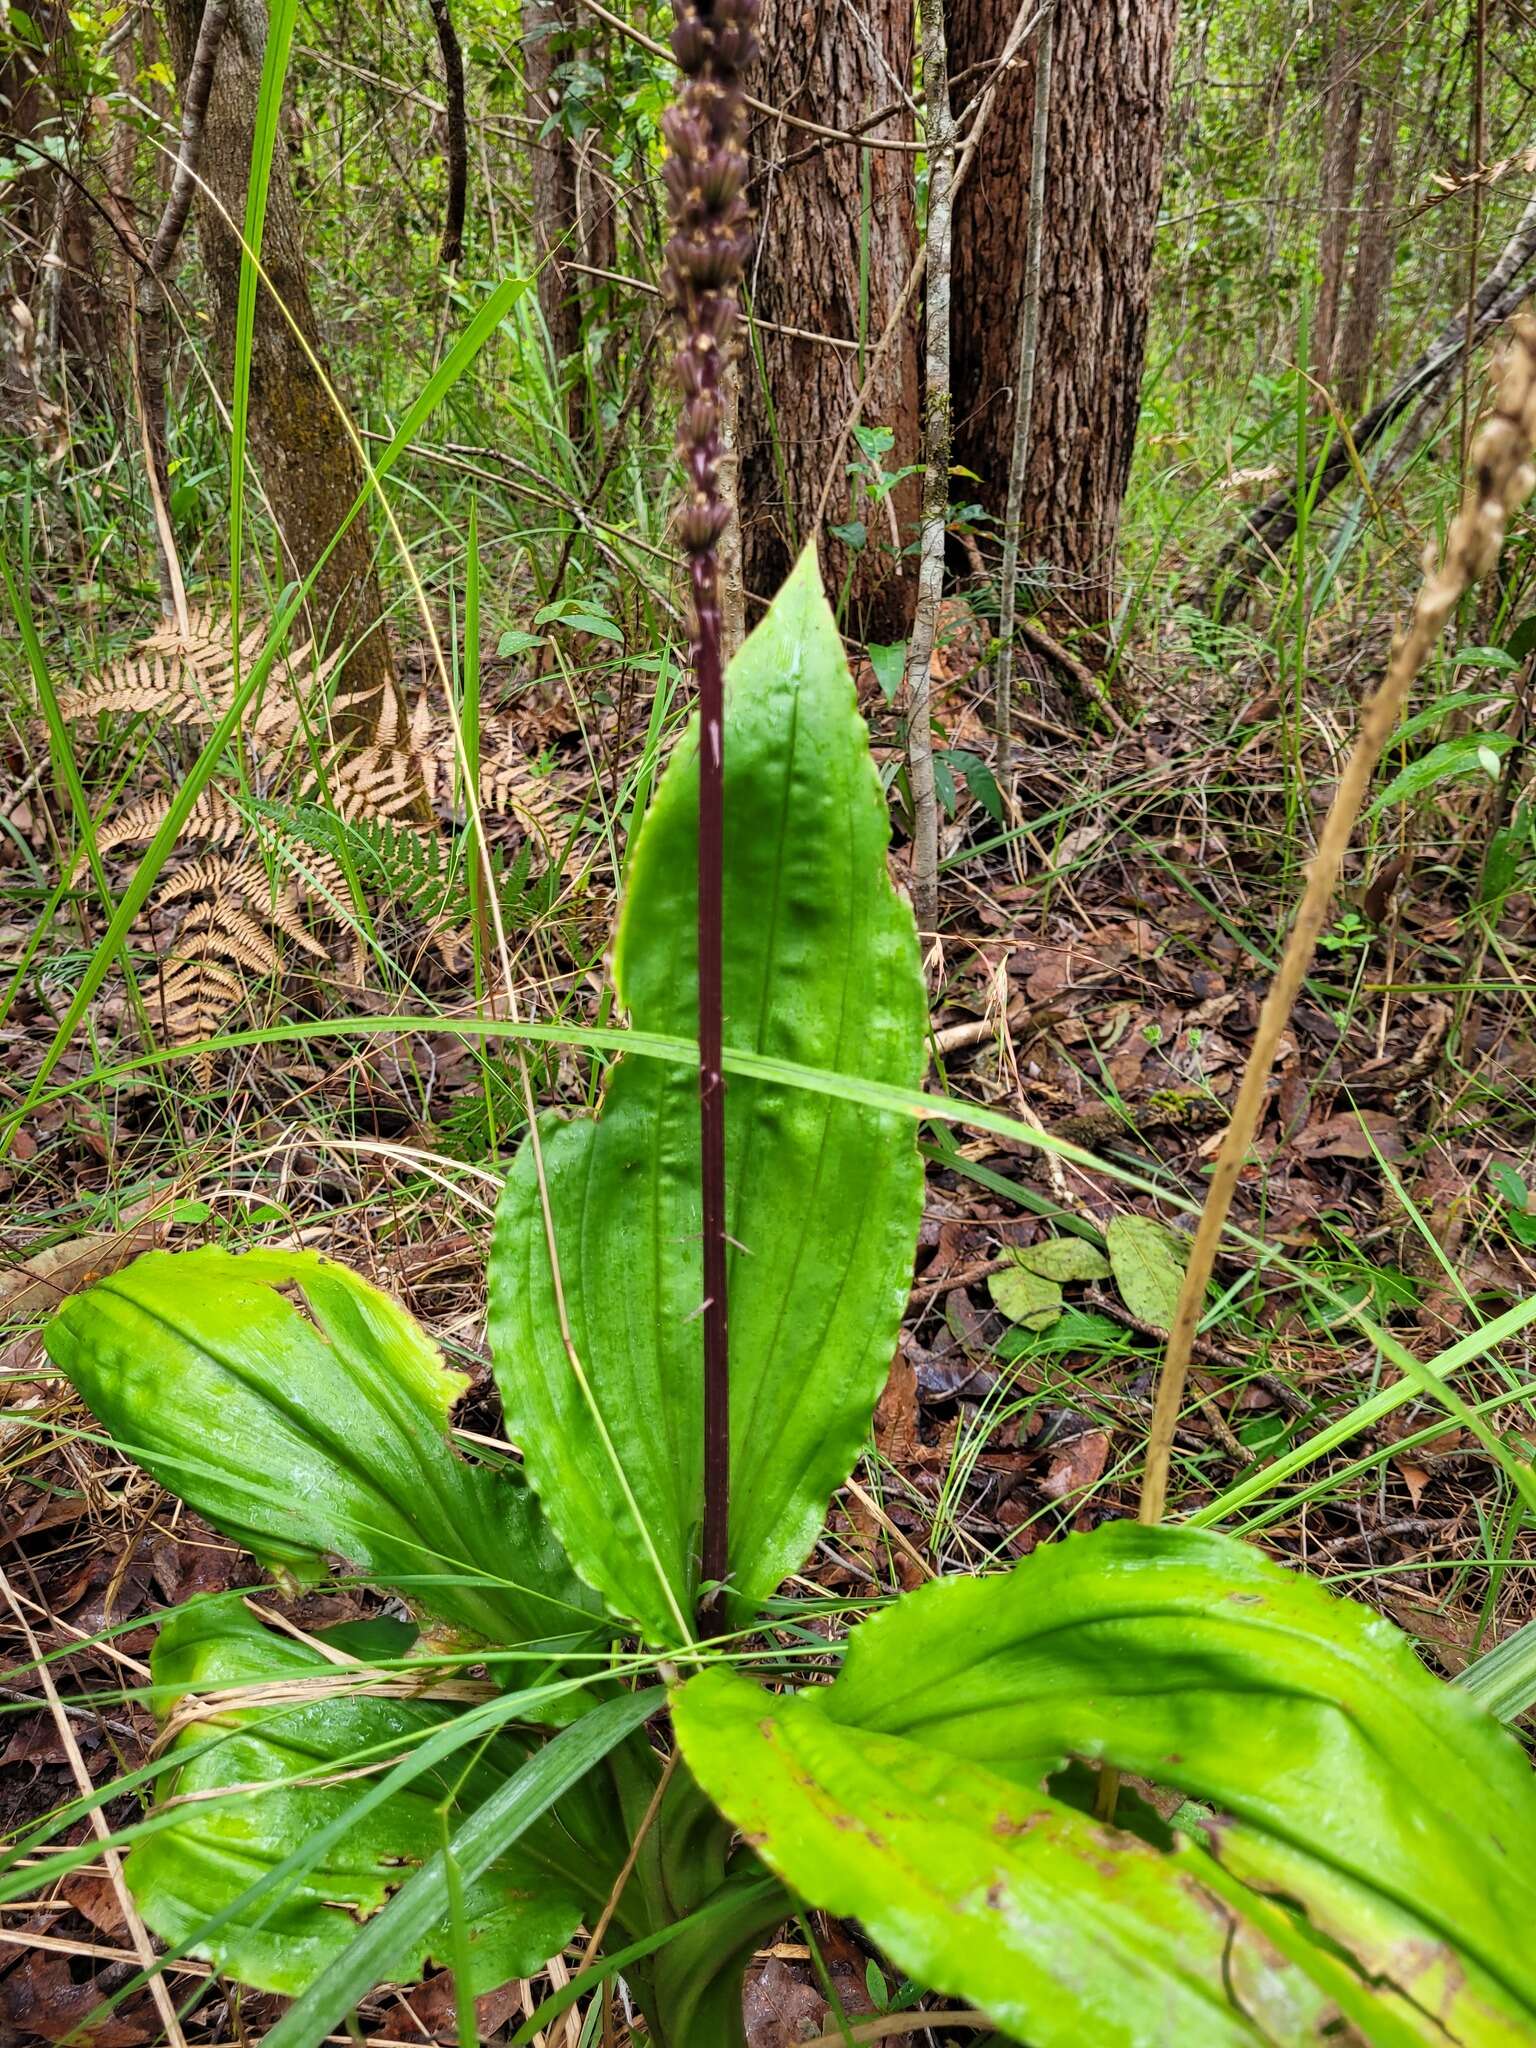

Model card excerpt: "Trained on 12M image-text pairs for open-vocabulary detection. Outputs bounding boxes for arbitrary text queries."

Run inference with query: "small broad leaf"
[866,639,907,701]
[675,1523,1536,2047]
[1450,644,1521,670]
[1105,1213,1186,1332]
[945,749,1005,825]
[1009,1236,1111,1283]
[45,1247,597,1650]
[996,1307,1127,1362]
[851,423,895,459]
[1372,732,1514,812]
[555,610,626,644]
[127,1600,623,1999]
[497,628,544,656]
[986,1263,1061,1329]
[489,546,925,1643]
[533,597,624,643]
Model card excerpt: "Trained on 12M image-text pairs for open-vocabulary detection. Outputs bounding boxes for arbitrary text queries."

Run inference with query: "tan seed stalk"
[1140,315,1536,1528]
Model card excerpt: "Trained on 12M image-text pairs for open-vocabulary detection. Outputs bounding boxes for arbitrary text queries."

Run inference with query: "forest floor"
[2,578,1535,2044]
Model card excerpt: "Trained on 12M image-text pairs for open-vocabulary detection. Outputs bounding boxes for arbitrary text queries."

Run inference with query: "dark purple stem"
[696,553,729,1614]
[661,0,756,1625]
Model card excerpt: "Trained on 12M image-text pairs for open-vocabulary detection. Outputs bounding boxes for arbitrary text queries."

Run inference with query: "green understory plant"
[34,541,1536,2048]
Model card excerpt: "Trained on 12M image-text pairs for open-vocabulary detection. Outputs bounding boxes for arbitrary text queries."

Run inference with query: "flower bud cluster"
[662,0,759,570]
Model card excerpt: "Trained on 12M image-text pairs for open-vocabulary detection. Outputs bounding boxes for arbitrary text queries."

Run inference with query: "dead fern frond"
[157,851,330,960]
[261,882,331,959]
[94,790,250,859]
[159,852,251,905]
[61,608,340,740]
[173,899,282,977]
[152,954,246,1086]
[272,846,355,918]
[58,651,219,727]
[475,735,572,866]
[317,744,430,822]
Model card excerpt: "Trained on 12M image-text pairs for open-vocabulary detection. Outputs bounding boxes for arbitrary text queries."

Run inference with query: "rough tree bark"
[135,0,231,623]
[949,0,1180,639]
[1,7,113,390]
[161,0,401,727]
[904,0,954,935]
[737,0,920,640]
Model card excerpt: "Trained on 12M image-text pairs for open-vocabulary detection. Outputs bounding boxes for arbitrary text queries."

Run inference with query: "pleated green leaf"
[127,1600,625,1998]
[45,1246,596,1650]
[674,1523,1536,2047]
[488,546,926,1642]
[674,1672,1360,2048]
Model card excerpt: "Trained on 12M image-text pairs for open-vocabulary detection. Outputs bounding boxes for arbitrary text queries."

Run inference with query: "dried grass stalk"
[1141,314,1536,1525]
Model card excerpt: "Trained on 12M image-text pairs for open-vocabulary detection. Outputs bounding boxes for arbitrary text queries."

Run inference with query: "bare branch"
[146,0,232,279]
[426,0,468,264]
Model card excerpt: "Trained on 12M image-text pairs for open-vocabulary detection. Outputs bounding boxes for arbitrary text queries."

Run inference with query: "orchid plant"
[27,0,1536,2040]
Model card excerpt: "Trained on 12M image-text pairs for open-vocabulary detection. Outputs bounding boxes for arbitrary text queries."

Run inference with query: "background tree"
[950,0,1180,639]
[1,6,113,401]
[160,0,401,728]
[736,0,920,640]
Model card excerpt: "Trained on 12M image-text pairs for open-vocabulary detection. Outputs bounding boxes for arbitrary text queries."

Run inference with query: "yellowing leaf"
[987,1263,1063,1329]
[1010,1237,1111,1283]
[1106,1213,1187,1332]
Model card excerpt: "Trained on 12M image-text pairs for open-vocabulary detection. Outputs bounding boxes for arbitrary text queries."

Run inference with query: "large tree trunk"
[737,0,920,641]
[949,0,1179,638]
[161,0,400,728]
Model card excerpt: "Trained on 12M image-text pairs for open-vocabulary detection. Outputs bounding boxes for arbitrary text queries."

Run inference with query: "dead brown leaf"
[873,1355,920,1462]
[743,1957,828,2047]
[1039,1427,1111,1502]
[0,1949,154,2046]
[1290,1109,1406,1162]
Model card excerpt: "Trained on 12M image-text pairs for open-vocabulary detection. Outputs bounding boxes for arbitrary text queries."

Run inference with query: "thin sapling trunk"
[661,0,759,1621]
[902,0,955,937]
[993,0,1052,770]
[135,0,232,626]
[426,0,467,265]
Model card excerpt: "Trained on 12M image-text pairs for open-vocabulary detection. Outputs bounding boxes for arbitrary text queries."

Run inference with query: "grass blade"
[264,1688,661,2048]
